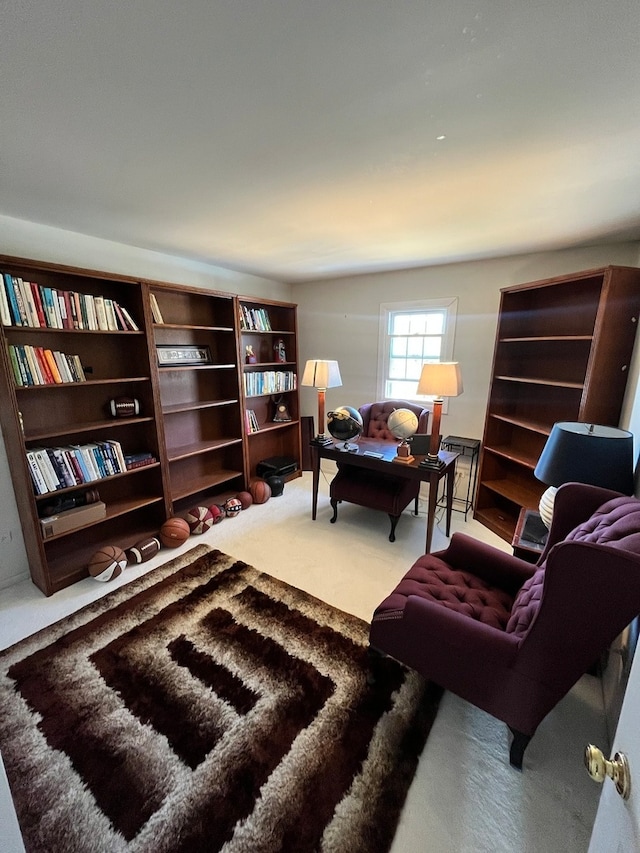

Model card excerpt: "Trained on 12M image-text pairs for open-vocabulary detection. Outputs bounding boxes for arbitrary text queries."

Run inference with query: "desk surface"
[316,437,457,474]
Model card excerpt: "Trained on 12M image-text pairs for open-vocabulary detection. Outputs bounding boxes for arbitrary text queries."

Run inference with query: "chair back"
[359,400,429,440]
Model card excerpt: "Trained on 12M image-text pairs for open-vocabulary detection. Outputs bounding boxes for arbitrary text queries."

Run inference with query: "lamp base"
[312,435,333,446]
[419,454,444,470]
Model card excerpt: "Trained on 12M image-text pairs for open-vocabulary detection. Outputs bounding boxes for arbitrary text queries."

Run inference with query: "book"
[26,451,49,495]
[0,278,10,325]
[150,293,164,324]
[3,273,22,325]
[118,304,139,331]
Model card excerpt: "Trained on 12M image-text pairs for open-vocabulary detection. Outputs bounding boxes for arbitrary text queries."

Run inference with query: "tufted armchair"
[329,400,429,541]
[369,482,640,767]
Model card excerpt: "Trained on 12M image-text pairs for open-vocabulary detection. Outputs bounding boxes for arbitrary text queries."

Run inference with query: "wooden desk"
[310,438,458,552]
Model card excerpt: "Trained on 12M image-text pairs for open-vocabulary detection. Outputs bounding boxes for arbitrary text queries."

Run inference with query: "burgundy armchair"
[369,482,640,767]
[329,400,429,542]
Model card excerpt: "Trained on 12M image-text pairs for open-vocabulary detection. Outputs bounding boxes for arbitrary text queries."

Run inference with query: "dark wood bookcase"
[0,257,302,595]
[148,282,245,512]
[239,297,301,481]
[0,256,166,594]
[475,265,640,543]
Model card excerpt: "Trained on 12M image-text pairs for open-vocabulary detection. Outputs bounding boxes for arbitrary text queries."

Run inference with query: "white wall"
[293,243,640,444]
[0,216,293,590]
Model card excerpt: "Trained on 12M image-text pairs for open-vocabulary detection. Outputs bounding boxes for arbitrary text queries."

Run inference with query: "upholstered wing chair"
[369,482,640,767]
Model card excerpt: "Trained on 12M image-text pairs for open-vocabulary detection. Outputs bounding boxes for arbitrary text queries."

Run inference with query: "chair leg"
[388,514,400,542]
[508,728,531,770]
[413,495,419,515]
[330,498,339,523]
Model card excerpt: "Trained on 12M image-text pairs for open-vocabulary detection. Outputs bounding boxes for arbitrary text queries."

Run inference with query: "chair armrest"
[542,483,624,555]
[436,532,536,592]
[401,594,520,665]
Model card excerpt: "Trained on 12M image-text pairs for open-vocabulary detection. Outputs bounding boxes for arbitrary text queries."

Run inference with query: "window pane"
[389,357,406,379]
[391,314,411,335]
[425,313,445,334]
[424,338,441,358]
[390,337,408,357]
[407,338,423,357]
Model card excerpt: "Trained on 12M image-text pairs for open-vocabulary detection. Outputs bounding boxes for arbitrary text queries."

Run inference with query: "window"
[377,298,458,402]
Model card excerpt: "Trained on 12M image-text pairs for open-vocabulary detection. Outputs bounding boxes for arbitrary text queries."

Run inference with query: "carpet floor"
[0,544,442,853]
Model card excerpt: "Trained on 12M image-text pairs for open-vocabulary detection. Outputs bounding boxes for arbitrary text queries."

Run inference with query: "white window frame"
[377,297,458,408]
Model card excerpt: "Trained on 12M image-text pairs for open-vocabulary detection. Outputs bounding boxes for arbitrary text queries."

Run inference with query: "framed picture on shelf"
[156,345,212,366]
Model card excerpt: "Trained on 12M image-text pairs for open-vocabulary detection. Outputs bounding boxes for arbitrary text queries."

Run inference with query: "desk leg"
[311,444,320,520]
[426,472,438,553]
[445,462,455,537]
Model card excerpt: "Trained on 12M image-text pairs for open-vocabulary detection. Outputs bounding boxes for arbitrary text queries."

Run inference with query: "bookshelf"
[238,297,301,480]
[148,282,245,513]
[0,256,166,595]
[475,265,640,543]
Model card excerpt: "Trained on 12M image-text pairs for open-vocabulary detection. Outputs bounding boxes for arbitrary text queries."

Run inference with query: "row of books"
[9,344,86,386]
[149,293,165,323]
[0,272,139,331]
[243,371,296,397]
[239,306,272,332]
[245,409,261,434]
[26,443,156,495]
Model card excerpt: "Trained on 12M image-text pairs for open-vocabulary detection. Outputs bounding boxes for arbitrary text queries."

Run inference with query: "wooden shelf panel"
[4,326,144,336]
[41,494,164,542]
[162,398,238,416]
[153,323,234,332]
[481,477,543,508]
[25,416,155,442]
[247,420,299,436]
[15,376,149,389]
[167,437,243,462]
[489,413,551,436]
[500,335,593,343]
[473,506,518,541]
[495,375,584,389]
[32,462,161,500]
[483,444,539,470]
[158,363,236,372]
[169,468,244,502]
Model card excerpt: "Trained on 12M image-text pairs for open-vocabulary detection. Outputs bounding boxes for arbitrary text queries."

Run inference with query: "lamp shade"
[301,360,342,389]
[417,362,463,398]
[534,422,634,495]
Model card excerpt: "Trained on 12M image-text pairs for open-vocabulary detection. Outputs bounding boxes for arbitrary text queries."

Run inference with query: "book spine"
[26,451,49,495]
[3,273,22,325]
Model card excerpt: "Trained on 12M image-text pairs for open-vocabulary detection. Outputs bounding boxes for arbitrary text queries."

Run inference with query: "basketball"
[88,545,127,582]
[236,491,253,509]
[208,504,225,524]
[126,537,161,564]
[185,505,214,534]
[250,480,271,504]
[159,516,191,547]
[224,497,242,517]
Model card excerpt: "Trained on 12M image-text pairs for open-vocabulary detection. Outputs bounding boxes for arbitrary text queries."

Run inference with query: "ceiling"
[1,1,639,283]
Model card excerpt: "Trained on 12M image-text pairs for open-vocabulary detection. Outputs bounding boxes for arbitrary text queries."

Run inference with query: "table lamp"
[534,422,634,527]
[416,362,463,469]
[301,359,342,445]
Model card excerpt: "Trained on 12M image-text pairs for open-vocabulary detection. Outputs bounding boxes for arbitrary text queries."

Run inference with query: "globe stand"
[392,440,415,465]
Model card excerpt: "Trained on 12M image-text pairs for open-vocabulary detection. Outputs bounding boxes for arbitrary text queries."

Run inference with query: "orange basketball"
[87,545,127,582]
[249,479,271,504]
[159,516,191,548]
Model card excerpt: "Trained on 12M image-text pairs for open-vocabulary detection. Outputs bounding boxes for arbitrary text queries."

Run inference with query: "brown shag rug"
[0,546,442,853]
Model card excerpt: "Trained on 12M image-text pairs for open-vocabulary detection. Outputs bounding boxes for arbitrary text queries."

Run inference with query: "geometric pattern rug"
[0,546,442,853]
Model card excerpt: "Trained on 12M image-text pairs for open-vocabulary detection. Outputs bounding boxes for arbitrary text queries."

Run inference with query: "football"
[87,545,127,582]
[159,517,191,548]
[126,537,161,564]
[185,505,214,534]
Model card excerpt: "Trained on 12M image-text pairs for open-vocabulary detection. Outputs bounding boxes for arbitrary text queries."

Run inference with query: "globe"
[387,408,419,441]
[327,406,364,452]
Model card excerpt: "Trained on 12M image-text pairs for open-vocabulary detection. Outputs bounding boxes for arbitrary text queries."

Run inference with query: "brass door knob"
[584,744,631,800]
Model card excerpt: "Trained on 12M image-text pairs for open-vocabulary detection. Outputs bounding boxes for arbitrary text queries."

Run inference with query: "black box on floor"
[256,456,298,478]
